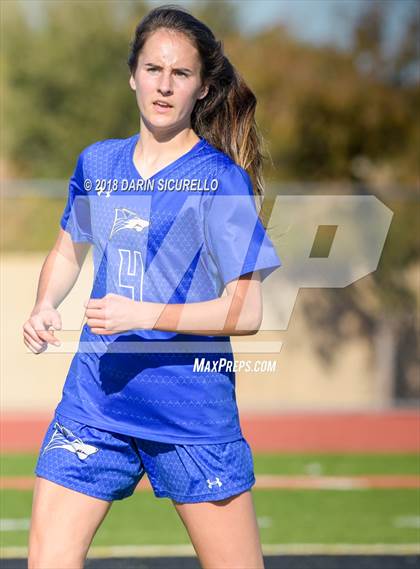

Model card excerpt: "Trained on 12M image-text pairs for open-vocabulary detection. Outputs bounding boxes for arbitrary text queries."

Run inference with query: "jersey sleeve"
[204,163,282,286]
[60,150,93,243]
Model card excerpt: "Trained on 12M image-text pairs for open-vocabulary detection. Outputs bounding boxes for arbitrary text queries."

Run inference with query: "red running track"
[1,410,419,453]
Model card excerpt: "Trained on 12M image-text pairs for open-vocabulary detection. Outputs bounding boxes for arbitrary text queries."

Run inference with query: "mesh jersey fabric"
[55,133,282,444]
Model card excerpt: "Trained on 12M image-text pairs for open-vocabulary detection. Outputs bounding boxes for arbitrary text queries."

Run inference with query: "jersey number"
[118,248,144,301]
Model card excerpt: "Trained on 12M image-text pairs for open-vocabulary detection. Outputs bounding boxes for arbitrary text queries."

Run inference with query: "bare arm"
[33,228,90,310]
[152,272,263,335]
[85,272,263,337]
[23,229,91,353]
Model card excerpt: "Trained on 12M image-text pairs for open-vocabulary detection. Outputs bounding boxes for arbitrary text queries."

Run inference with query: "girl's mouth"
[153,101,173,110]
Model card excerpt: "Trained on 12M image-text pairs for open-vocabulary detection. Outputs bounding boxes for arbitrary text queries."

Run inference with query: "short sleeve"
[60,150,93,243]
[204,163,282,285]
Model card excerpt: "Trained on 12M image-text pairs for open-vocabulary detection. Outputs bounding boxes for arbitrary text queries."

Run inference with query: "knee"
[28,539,85,569]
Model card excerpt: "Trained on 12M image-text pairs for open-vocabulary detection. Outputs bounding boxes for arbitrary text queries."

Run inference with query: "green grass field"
[1,453,419,549]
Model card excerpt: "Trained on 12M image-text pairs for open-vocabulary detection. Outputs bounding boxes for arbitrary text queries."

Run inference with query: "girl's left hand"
[85,293,144,335]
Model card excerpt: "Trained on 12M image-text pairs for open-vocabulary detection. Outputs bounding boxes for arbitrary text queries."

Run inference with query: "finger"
[85,308,104,318]
[31,326,59,346]
[36,328,61,346]
[90,328,115,335]
[23,331,44,351]
[23,337,38,354]
[23,322,47,345]
[85,298,104,308]
[28,317,58,343]
[87,319,107,329]
[30,340,47,354]
[23,331,46,353]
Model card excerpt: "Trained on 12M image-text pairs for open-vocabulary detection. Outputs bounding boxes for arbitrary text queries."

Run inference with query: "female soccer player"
[24,5,282,568]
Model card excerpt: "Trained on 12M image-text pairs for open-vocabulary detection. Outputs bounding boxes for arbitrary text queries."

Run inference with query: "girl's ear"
[198,83,209,100]
[129,75,136,91]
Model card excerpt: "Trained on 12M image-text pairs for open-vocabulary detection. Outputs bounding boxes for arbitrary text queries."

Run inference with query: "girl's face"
[129,28,208,132]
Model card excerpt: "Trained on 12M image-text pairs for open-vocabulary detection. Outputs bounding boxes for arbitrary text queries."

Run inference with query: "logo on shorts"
[43,421,99,461]
[110,208,149,239]
[207,477,223,489]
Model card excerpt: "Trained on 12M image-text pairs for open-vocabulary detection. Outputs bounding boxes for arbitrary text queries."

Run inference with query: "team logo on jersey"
[207,477,223,489]
[110,208,150,239]
[43,421,99,461]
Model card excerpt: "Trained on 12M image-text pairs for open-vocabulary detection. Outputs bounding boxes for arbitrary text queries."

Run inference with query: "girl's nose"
[158,71,174,95]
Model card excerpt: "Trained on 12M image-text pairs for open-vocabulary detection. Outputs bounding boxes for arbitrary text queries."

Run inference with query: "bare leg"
[28,477,112,568]
[173,490,264,569]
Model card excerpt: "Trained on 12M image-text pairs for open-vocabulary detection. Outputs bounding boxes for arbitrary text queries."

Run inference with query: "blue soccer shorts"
[34,411,256,503]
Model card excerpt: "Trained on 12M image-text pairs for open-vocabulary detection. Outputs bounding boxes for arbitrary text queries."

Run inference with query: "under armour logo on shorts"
[207,477,223,489]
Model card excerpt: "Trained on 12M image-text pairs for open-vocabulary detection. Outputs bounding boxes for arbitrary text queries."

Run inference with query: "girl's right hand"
[22,306,62,354]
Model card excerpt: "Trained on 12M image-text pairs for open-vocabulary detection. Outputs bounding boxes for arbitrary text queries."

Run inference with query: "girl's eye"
[146,68,188,77]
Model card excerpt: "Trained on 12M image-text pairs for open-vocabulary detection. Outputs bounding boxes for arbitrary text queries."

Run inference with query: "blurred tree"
[3,0,144,177]
[392,1,419,85]
[190,0,239,38]
[226,22,418,186]
[351,0,389,79]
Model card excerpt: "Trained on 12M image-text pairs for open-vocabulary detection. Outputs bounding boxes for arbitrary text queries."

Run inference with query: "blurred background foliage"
[1,0,418,184]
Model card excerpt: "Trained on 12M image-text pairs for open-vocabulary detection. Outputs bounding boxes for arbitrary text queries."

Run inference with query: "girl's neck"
[132,125,202,180]
[136,126,200,162]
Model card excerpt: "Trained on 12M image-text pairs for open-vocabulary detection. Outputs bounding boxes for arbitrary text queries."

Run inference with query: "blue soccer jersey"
[55,133,282,444]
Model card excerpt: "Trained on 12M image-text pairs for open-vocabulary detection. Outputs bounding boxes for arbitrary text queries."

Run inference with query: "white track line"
[1,543,419,559]
[0,518,30,531]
